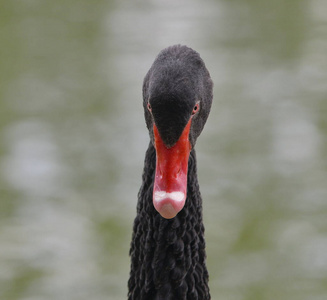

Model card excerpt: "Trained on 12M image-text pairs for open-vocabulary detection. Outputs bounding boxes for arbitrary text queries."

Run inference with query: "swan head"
[142,45,213,219]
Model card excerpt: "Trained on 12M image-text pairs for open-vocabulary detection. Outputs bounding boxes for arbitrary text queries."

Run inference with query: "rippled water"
[1,1,327,299]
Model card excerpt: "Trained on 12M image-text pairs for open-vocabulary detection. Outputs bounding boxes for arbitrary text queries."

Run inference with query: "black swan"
[128,45,213,300]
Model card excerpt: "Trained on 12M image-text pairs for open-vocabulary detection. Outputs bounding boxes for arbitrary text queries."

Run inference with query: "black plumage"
[128,45,213,300]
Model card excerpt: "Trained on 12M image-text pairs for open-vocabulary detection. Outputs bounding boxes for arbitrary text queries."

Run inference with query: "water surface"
[1,1,327,299]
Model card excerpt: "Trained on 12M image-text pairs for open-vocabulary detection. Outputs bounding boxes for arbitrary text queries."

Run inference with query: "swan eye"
[192,103,200,115]
[147,103,152,113]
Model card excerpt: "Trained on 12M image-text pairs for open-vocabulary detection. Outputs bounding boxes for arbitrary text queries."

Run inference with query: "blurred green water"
[0,0,326,299]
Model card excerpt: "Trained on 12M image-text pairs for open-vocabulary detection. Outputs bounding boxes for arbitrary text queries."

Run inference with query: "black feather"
[128,45,212,300]
[128,145,210,300]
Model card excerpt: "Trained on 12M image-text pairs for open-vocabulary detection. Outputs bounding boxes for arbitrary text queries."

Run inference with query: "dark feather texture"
[143,45,213,148]
[128,144,210,300]
[128,45,212,300]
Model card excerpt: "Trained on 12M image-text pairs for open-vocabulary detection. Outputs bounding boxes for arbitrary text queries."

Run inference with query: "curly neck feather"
[128,143,210,300]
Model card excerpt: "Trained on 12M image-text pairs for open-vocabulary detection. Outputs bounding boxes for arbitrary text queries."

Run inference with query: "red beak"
[153,119,192,219]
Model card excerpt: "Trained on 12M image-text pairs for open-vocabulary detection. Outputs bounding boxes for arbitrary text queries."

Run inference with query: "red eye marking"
[147,103,152,112]
[192,103,200,115]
